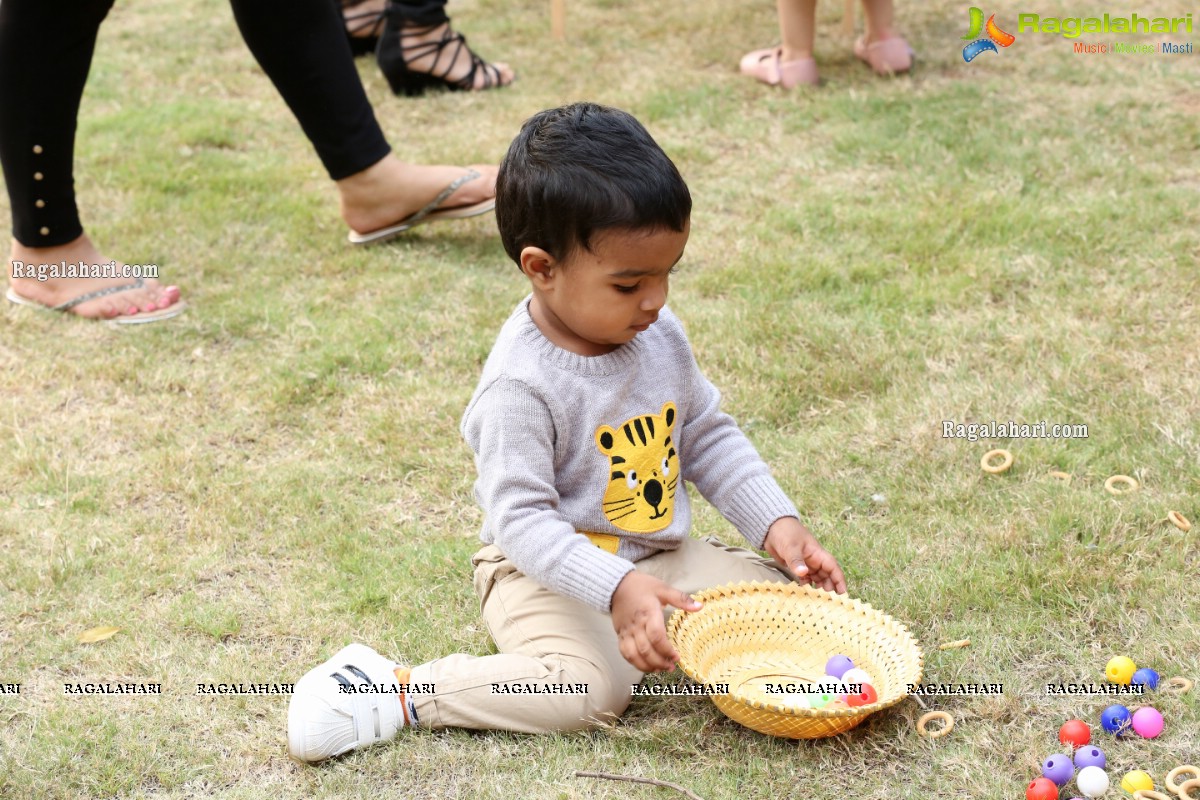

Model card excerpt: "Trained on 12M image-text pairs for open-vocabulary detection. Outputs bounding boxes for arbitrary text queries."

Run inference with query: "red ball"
[1059,719,1091,748]
[846,684,878,707]
[1026,777,1058,800]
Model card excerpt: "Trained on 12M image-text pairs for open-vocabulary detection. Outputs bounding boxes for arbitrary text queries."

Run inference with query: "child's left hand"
[763,517,847,594]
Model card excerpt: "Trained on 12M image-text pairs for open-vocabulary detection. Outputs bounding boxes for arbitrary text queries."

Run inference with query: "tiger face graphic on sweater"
[594,402,679,533]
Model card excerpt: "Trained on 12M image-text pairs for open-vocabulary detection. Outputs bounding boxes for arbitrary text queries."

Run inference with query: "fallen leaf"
[77,626,121,644]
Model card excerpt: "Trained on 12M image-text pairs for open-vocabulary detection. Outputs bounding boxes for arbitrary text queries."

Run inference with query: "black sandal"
[341,0,386,57]
[375,11,510,96]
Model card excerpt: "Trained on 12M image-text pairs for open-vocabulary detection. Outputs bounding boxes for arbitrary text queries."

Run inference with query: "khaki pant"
[408,536,792,732]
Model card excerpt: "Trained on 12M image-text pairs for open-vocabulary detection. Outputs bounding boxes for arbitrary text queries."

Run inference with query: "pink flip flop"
[853,35,914,76]
[738,47,818,88]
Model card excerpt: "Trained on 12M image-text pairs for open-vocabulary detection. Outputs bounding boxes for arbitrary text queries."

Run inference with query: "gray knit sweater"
[461,296,800,613]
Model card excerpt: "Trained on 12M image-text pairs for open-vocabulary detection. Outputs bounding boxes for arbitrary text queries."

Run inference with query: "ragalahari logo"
[962,7,1016,61]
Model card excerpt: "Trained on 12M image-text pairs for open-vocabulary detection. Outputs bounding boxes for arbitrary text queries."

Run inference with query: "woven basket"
[667,581,923,739]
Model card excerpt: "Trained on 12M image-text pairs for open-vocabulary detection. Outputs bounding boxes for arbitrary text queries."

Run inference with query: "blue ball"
[1131,668,1160,690]
[1074,746,1106,770]
[1042,753,1074,786]
[1101,704,1131,735]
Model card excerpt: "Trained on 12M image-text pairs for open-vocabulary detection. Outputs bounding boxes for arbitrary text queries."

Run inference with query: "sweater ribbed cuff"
[560,544,637,613]
[721,475,800,549]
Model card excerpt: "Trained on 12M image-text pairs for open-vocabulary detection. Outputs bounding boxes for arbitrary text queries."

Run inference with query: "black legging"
[0,0,392,248]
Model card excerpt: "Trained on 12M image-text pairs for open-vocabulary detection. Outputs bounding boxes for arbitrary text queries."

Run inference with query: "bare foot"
[8,234,182,320]
[395,21,514,90]
[337,156,496,236]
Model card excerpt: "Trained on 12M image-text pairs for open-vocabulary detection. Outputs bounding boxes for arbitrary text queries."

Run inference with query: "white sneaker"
[288,643,410,762]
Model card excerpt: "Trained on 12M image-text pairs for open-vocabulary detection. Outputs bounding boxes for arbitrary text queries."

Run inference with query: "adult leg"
[229,0,497,238]
[0,0,181,319]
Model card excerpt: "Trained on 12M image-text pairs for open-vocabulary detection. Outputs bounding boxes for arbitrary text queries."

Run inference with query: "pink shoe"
[738,47,818,88]
[853,35,914,75]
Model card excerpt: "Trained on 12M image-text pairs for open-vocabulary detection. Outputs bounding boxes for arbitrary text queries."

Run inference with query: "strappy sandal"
[6,277,186,324]
[341,0,387,57]
[347,168,495,245]
[375,11,511,96]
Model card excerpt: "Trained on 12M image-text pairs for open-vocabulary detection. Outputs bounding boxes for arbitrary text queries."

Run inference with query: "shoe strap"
[343,9,385,38]
[388,21,501,91]
[53,277,146,312]
[405,168,480,226]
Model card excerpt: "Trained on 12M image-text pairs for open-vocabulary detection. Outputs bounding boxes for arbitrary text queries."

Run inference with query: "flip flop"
[6,277,186,325]
[347,167,496,245]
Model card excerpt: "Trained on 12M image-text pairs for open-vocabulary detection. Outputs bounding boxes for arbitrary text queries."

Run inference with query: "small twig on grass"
[938,639,971,650]
[575,771,707,800]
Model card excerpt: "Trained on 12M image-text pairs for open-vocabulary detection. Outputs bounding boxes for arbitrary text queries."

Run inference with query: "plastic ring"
[1176,778,1200,800]
[1133,791,1173,800]
[917,710,954,738]
[1104,474,1139,495]
[1048,471,1072,484]
[1165,677,1194,694]
[981,450,1013,474]
[1167,511,1192,532]
[1168,767,1200,794]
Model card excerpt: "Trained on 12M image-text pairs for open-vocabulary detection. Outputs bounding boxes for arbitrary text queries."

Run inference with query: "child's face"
[525,223,690,356]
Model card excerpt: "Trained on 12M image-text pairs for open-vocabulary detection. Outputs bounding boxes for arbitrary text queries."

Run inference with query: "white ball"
[782,692,811,710]
[822,674,846,696]
[841,668,874,690]
[1077,766,1109,798]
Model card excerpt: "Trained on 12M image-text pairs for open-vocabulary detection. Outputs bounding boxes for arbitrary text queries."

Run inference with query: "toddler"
[287,102,845,762]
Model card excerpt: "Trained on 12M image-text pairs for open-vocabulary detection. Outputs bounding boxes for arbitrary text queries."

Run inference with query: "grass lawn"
[2,0,1198,797]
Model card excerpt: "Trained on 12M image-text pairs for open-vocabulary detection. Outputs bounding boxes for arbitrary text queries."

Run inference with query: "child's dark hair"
[496,102,692,266]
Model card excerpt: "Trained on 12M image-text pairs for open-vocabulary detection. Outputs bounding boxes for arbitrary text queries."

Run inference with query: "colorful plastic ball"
[1026,777,1058,800]
[1120,770,1154,794]
[1074,746,1106,770]
[1076,765,1110,798]
[1131,668,1160,690]
[1060,719,1092,748]
[845,684,878,707]
[1130,706,1164,739]
[823,674,847,698]
[1042,753,1074,786]
[1105,656,1136,685]
[1100,704,1131,735]
[841,668,874,689]
[808,691,835,709]
[825,655,854,679]
[786,693,812,709]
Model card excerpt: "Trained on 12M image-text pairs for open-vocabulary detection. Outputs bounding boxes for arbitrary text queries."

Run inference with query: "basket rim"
[667,580,924,720]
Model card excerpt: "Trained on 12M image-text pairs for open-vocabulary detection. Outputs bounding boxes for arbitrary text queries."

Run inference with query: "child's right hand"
[610,571,702,673]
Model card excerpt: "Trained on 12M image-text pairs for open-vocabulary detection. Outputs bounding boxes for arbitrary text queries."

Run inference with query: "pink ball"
[1131,706,1164,738]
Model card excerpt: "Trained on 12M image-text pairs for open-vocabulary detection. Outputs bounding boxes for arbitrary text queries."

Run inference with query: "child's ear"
[519,247,557,289]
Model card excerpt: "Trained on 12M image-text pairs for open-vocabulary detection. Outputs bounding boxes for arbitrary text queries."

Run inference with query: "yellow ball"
[1106,656,1136,685]
[1120,770,1154,794]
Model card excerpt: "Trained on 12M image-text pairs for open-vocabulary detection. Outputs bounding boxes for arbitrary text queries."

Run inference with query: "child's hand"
[610,571,702,673]
[764,517,847,594]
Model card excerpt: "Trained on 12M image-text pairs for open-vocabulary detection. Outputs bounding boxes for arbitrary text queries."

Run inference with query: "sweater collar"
[514,295,648,377]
